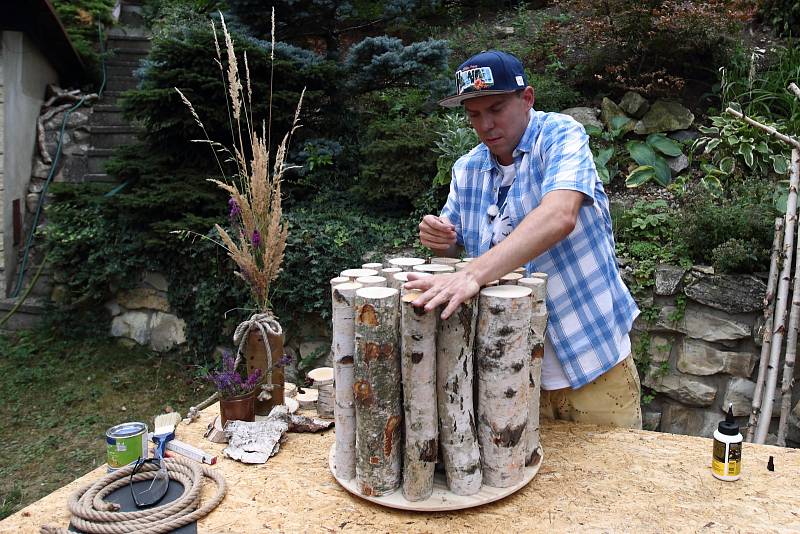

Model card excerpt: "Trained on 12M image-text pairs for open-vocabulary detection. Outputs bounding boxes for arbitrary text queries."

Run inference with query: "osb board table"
[4,406,799,533]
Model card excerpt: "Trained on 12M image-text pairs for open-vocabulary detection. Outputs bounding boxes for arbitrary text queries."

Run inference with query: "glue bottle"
[712,404,742,481]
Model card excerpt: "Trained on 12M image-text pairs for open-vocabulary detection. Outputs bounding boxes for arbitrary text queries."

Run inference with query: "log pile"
[330,257,548,499]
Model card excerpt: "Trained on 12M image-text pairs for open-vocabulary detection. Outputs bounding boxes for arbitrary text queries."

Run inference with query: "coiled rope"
[40,457,225,534]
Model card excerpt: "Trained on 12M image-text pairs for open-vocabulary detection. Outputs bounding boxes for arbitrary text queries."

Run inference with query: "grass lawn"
[0,329,212,519]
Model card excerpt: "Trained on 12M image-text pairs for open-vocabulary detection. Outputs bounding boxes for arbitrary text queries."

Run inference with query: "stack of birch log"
[330,257,548,502]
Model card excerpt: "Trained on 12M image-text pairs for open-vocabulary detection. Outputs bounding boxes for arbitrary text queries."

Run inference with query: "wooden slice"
[517,278,546,301]
[388,257,426,268]
[341,268,378,279]
[500,272,523,285]
[430,257,460,266]
[355,286,399,300]
[362,262,384,270]
[513,267,526,274]
[329,444,543,511]
[381,267,403,275]
[355,275,387,288]
[480,285,532,299]
[308,367,335,386]
[296,388,319,408]
[412,264,455,274]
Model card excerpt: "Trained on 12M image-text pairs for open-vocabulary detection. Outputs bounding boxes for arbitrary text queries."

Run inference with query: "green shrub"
[676,180,777,272]
[529,72,581,112]
[52,0,116,74]
[432,111,478,187]
[758,0,800,37]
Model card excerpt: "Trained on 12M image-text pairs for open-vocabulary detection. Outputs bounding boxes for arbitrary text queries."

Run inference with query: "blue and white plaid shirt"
[441,110,639,388]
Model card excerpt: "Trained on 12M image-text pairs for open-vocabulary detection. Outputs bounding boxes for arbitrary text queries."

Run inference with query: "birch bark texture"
[331,281,362,480]
[353,286,403,496]
[475,285,533,487]
[399,289,439,501]
[436,296,482,495]
[519,277,548,464]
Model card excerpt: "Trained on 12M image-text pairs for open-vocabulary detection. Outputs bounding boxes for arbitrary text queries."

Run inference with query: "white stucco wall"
[0,31,59,296]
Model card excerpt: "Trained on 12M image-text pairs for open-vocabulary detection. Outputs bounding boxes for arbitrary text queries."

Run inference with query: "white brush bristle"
[154,411,182,434]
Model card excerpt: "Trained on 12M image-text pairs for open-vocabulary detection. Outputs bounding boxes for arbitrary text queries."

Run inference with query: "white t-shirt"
[491,163,516,245]
[541,332,631,390]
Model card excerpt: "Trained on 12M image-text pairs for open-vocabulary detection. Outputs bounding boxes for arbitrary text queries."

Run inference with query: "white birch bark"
[354,286,402,496]
[755,149,800,444]
[400,289,438,501]
[331,281,362,480]
[748,217,784,441]
[519,277,548,464]
[309,367,335,419]
[437,295,482,495]
[475,285,533,487]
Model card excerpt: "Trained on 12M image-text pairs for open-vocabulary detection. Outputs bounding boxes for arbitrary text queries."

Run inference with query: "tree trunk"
[437,295,482,495]
[519,277,548,464]
[748,218,784,441]
[354,286,402,496]
[400,289,438,501]
[246,330,285,416]
[778,152,800,446]
[475,285,533,487]
[331,281,362,480]
[755,149,800,444]
[309,367,335,419]
[356,275,388,288]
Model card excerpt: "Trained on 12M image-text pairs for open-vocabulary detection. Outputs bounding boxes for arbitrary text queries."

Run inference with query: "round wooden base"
[328,444,543,511]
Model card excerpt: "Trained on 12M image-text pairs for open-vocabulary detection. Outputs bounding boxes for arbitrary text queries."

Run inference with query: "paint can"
[106,421,148,470]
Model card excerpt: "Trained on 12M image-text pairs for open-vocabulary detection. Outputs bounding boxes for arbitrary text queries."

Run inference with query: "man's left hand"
[404,271,481,320]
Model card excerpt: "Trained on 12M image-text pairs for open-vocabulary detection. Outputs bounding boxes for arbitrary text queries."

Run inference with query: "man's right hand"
[419,215,457,252]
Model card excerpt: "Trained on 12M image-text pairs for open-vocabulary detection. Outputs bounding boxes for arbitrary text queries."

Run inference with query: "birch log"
[331,281,362,480]
[755,148,800,444]
[356,275,387,288]
[778,153,800,446]
[476,285,533,487]
[430,257,461,266]
[437,296,482,495]
[500,272,523,285]
[455,262,469,271]
[400,289,438,501]
[341,268,378,280]
[392,271,431,291]
[519,277,547,464]
[388,257,426,269]
[413,264,456,274]
[747,217,784,442]
[309,367,335,419]
[354,286,402,496]
[362,262,384,270]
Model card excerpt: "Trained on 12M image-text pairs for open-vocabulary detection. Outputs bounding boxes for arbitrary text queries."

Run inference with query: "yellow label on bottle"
[712,439,741,477]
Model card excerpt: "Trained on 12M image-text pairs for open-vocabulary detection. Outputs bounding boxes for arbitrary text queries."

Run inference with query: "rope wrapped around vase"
[184,313,283,424]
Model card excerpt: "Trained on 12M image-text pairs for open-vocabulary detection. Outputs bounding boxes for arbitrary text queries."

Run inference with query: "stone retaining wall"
[635,264,800,446]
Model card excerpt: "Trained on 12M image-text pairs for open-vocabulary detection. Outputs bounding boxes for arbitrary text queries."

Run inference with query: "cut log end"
[481,285,533,299]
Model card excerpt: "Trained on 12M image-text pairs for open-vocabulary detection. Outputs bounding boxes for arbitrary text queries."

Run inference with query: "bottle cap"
[718,404,739,436]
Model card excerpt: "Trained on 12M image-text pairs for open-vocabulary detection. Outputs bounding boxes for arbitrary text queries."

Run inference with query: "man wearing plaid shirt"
[406,50,642,428]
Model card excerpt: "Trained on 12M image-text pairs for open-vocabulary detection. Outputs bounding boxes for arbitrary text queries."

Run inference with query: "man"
[406,50,642,429]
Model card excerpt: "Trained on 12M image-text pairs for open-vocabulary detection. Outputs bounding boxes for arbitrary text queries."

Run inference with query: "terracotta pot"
[245,329,286,416]
[219,391,256,426]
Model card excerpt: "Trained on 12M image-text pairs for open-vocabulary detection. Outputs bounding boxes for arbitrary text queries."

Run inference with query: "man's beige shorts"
[540,354,642,429]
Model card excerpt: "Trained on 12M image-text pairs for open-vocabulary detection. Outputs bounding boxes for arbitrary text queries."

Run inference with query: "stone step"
[92,105,125,126]
[105,77,139,92]
[0,297,47,331]
[83,173,122,184]
[107,35,151,52]
[90,126,140,148]
[105,48,150,63]
[104,62,142,78]
[87,148,115,174]
[119,3,145,27]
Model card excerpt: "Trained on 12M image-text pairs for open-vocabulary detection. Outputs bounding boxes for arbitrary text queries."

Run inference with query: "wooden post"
[354,286,402,496]
[519,277,547,464]
[755,148,800,444]
[437,295,482,495]
[748,217,784,441]
[475,285,533,487]
[331,281,362,480]
[400,289,438,501]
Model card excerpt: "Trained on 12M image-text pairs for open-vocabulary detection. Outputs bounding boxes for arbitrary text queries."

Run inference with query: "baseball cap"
[438,50,529,108]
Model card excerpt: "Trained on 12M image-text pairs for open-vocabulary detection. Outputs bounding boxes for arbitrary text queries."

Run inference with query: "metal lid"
[107,421,147,438]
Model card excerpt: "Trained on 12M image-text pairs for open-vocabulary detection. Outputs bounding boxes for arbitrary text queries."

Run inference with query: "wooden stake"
[331,281,362,480]
[747,217,784,442]
[340,268,378,280]
[356,275,387,288]
[755,148,800,444]
[354,286,402,496]
[518,277,547,464]
[436,295,482,495]
[475,285,533,487]
[778,151,800,446]
[400,289,438,501]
